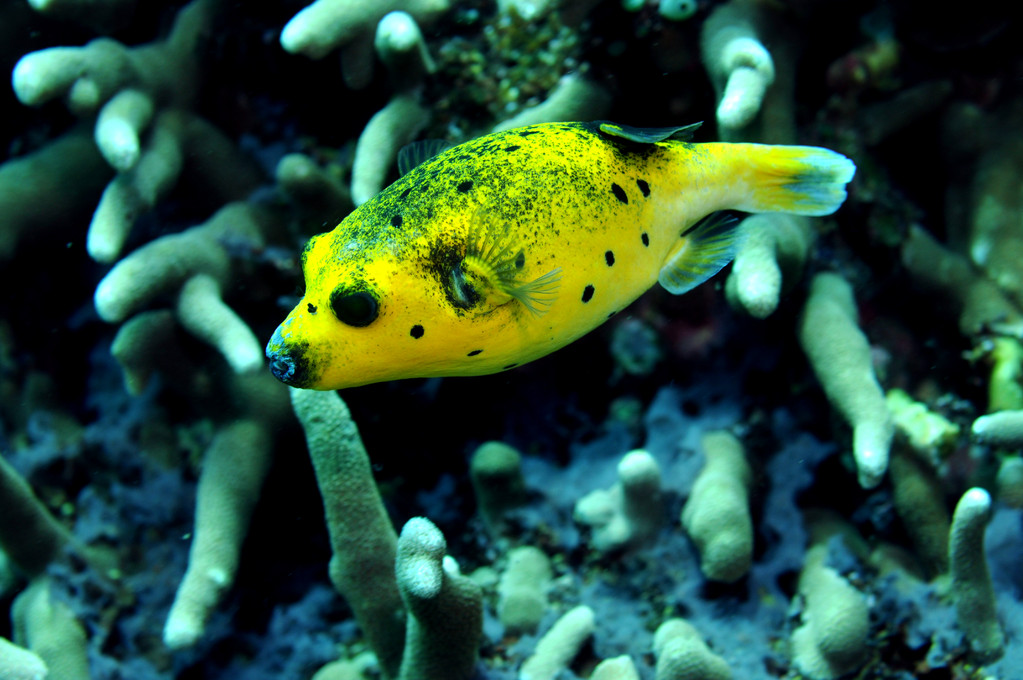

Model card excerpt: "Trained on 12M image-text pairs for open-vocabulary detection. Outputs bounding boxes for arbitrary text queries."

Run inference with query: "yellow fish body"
[267,121,854,390]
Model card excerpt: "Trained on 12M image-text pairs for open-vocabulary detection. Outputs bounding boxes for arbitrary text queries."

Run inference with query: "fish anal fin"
[598,121,703,145]
[658,212,742,295]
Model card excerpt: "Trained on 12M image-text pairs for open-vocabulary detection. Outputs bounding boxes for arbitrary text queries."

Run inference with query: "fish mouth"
[265,327,314,388]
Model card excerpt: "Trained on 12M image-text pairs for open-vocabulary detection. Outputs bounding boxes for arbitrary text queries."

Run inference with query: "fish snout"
[265,327,313,388]
[268,349,296,383]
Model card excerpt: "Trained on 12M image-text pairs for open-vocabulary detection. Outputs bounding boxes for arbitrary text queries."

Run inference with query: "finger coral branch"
[163,419,273,649]
[798,272,893,488]
[681,430,753,583]
[0,128,111,260]
[790,543,869,680]
[395,517,483,680]
[725,213,810,318]
[11,578,90,680]
[700,0,775,133]
[281,0,450,88]
[520,605,596,680]
[949,487,1004,664]
[13,0,215,113]
[290,388,406,679]
[653,618,732,680]
[0,457,75,576]
[574,449,663,553]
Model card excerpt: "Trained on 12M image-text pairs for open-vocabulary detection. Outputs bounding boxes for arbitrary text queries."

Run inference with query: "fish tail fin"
[726,144,856,217]
[659,212,741,295]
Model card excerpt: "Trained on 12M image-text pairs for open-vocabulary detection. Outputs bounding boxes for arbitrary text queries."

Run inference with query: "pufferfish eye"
[330,290,379,327]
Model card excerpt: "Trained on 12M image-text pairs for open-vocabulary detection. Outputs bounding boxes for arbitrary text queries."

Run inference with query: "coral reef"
[3,0,1023,679]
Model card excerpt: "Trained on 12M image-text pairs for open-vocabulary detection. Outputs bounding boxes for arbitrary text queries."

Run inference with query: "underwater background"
[2,0,1023,678]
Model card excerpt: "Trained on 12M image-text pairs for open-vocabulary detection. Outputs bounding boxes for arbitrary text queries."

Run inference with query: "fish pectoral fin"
[507,267,562,316]
[453,258,561,315]
[598,121,703,145]
[658,212,742,295]
[462,216,560,315]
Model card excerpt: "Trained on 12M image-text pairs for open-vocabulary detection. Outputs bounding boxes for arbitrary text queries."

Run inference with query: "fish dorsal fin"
[398,139,452,175]
[598,121,703,144]
[658,212,742,295]
[450,220,561,315]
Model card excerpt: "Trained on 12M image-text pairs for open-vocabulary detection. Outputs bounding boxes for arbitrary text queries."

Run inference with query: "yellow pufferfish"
[267,121,855,390]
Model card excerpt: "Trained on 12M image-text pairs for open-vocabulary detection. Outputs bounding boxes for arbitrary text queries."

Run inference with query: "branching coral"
[12,0,210,115]
[520,605,596,680]
[0,636,47,680]
[798,273,894,489]
[497,546,552,634]
[95,201,276,373]
[469,440,528,533]
[280,0,450,88]
[0,128,111,260]
[394,517,483,680]
[290,388,406,678]
[700,0,775,135]
[11,578,90,680]
[949,488,1004,664]
[163,419,275,649]
[11,0,257,265]
[574,449,663,553]
[680,430,753,583]
[791,541,870,680]
[0,456,77,577]
[654,618,732,680]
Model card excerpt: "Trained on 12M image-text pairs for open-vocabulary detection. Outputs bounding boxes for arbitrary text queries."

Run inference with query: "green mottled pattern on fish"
[267,121,855,389]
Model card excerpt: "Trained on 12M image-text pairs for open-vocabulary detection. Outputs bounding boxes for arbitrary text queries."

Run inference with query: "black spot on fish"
[582,285,595,303]
[400,187,412,200]
[391,214,403,227]
[607,310,617,318]
[605,250,615,266]
[503,363,518,370]
[518,130,540,137]
[641,232,650,247]
[458,180,473,193]
[515,252,525,269]
[611,183,628,204]
[504,145,521,152]
[637,179,650,197]
[467,349,483,357]
[307,303,317,314]
[410,324,425,339]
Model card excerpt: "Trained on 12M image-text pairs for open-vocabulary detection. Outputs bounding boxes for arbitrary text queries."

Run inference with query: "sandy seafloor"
[2,1,1023,678]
